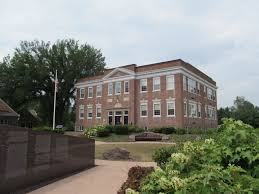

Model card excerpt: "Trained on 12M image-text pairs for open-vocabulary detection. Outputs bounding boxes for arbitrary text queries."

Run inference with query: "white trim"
[153,101,161,117]
[96,85,102,97]
[153,77,160,92]
[166,75,175,90]
[102,67,135,80]
[88,87,93,98]
[108,82,113,96]
[115,81,121,95]
[124,80,129,94]
[167,100,176,117]
[75,66,217,90]
[79,88,85,99]
[140,78,148,93]
[140,102,148,117]
[79,105,84,120]
[96,104,102,119]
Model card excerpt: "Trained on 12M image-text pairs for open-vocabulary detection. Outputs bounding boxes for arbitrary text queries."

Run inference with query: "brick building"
[75,59,217,131]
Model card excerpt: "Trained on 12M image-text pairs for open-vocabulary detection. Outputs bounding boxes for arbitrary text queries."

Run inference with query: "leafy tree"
[0,39,106,126]
[217,107,232,124]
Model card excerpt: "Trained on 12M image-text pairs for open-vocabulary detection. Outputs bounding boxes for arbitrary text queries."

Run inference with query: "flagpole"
[52,70,57,130]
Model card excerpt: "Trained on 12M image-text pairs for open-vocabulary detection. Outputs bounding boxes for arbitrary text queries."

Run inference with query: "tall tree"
[0,39,106,125]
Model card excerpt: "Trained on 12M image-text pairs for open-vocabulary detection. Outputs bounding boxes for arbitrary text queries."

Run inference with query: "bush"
[150,126,176,134]
[84,125,110,137]
[113,125,129,135]
[175,128,186,134]
[128,125,144,133]
[129,119,259,193]
[152,146,179,167]
[188,128,205,134]
[32,126,65,134]
[118,166,154,194]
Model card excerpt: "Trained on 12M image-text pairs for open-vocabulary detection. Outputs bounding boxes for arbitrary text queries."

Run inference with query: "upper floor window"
[79,105,84,119]
[108,83,113,96]
[166,75,175,90]
[115,81,121,95]
[124,81,129,94]
[80,88,85,99]
[208,106,216,120]
[140,79,147,92]
[167,101,175,117]
[198,104,201,118]
[96,85,102,97]
[188,101,197,117]
[188,78,197,94]
[153,77,160,91]
[140,103,148,117]
[207,88,216,100]
[87,105,93,119]
[96,105,102,118]
[153,102,161,117]
[184,101,187,117]
[183,75,187,91]
[88,87,93,98]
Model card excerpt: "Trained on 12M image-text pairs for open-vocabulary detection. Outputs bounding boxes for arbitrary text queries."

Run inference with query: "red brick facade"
[75,59,218,131]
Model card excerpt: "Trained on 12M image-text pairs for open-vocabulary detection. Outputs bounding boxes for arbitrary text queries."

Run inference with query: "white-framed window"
[115,81,121,95]
[187,78,197,94]
[198,104,201,118]
[124,81,129,94]
[153,102,161,117]
[88,87,93,98]
[108,83,113,96]
[204,85,206,93]
[140,79,147,92]
[79,105,84,119]
[96,104,101,119]
[140,103,148,117]
[80,88,85,99]
[96,85,102,97]
[205,105,208,118]
[208,106,216,120]
[87,105,93,119]
[183,75,187,91]
[184,101,187,117]
[167,101,175,117]
[166,75,175,90]
[188,101,197,117]
[197,83,201,94]
[153,77,160,91]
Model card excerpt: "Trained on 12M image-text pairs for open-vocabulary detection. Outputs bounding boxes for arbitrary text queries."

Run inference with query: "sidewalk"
[29,160,156,194]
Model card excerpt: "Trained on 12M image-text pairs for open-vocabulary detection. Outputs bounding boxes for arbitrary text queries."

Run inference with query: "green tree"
[217,107,232,124]
[0,39,105,126]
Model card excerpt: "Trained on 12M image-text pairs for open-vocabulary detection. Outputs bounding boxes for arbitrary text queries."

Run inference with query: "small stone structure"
[103,147,132,161]
[129,132,170,141]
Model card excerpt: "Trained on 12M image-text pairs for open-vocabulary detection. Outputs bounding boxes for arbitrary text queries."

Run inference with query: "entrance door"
[115,111,122,125]
[124,111,128,125]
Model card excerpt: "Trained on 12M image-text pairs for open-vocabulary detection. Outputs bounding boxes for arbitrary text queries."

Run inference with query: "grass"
[94,134,130,142]
[169,133,215,144]
[95,143,173,162]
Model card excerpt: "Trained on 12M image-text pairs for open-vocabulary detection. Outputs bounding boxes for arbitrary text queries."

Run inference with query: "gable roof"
[0,99,19,117]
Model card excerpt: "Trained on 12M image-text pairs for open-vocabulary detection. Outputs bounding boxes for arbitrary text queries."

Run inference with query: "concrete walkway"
[29,160,156,194]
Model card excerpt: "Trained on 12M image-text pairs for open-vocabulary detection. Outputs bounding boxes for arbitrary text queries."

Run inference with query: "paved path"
[29,160,156,194]
[95,141,175,145]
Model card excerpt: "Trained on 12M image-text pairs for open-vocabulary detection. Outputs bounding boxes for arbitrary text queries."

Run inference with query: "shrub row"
[84,125,144,138]
[32,126,65,134]
[150,126,216,135]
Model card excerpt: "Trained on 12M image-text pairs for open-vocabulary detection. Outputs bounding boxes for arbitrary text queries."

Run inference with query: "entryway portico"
[107,108,129,125]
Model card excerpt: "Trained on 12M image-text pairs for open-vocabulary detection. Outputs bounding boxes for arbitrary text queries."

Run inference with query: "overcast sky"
[0,0,258,107]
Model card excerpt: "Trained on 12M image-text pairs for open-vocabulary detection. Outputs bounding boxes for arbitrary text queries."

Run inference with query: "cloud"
[0,0,259,107]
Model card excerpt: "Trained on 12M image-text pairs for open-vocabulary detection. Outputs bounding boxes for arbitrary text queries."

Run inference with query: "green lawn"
[95,143,173,162]
[94,134,130,142]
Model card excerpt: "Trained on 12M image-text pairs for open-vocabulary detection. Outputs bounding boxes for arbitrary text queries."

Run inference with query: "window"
[96,105,101,118]
[205,105,208,118]
[78,126,84,131]
[108,111,113,125]
[197,83,201,94]
[184,101,187,117]
[183,75,187,91]
[208,106,216,120]
[115,81,121,94]
[96,85,102,97]
[108,83,113,96]
[153,77,160,91]
[207,88,216,100]
[88,87,93,98]
[124,111,129,125]
[187,78,197,94]
[166,75,175,90]
[140,103,148,117]
[167,101,175,117]
[80,88,85,99]
[79,105,84,119]
[153,102,161,117]
[87,105,93,119]
[124,81,129,94]
[188,102,197,117]
[198,104,201,118]
[204,85,206,93]
[140,79,147,92]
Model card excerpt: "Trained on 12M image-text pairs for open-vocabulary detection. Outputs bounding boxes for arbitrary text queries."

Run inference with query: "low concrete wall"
[0,125,95,194]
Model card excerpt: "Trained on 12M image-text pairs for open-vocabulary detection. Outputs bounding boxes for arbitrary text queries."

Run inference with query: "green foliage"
[0,39,106,125]
[130,119,259,193]
[32,126,64,134]
[84,125,111,138]
[152,146,179,168]
[112,125,129,135]
[150,127,176,134]
[175,128,186,134]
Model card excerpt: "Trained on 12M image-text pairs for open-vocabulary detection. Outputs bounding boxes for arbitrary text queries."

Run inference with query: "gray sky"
[0,0,259,107]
